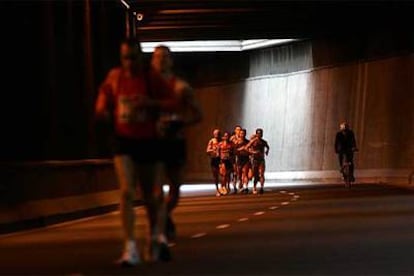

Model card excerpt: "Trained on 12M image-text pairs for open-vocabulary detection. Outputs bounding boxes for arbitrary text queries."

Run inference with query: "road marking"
[191,232,207,238]
[216,224,230,229]
[189,190,301,241]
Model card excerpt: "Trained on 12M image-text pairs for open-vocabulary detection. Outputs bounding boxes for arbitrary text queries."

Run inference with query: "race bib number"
[117,95,147,123]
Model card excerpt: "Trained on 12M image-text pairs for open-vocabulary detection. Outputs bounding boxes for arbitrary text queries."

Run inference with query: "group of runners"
[206,125,270,196]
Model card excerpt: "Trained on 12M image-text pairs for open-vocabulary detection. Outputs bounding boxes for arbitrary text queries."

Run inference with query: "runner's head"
[120,38,142,72]
[240,128,247,138]
[151,45,173,74]
[255,128,263,138]
[222,131,230,141]
[340,121,349,131]
[234,125,242,136]
[213,128,221,138]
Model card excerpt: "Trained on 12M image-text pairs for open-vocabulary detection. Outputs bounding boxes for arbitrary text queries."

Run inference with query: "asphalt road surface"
[1,182,414,276]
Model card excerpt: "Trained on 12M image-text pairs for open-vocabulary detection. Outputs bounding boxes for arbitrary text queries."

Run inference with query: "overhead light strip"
[158,8,254,14]
[141,39,298,53]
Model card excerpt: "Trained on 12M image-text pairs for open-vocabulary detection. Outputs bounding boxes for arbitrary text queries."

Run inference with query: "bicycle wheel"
[343,164,351,189]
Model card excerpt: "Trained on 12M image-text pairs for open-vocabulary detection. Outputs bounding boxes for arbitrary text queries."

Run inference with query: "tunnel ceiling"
[123,0,413,42]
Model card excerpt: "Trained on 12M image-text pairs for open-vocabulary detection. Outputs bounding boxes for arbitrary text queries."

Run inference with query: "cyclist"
[334,121,358,182]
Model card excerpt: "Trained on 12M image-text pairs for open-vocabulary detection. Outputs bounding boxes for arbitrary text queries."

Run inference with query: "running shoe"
[150,240,172,262]
[158,242,172,262]
[116,247,140,267]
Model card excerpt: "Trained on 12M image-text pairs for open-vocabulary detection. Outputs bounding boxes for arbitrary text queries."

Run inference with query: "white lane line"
[191,232,207,238]
[189,190,301,241]
[216,224,230,229]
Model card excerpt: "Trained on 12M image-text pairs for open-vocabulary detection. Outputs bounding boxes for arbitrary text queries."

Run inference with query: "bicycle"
[341,161,353,188]
[340,149,358,189]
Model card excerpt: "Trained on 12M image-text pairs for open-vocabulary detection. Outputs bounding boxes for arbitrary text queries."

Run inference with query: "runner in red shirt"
[218,131,235,195]
[95,38,172,266]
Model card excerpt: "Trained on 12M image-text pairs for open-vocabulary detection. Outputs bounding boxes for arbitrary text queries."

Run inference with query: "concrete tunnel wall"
[185,51,414,184]
[1,37,413,231]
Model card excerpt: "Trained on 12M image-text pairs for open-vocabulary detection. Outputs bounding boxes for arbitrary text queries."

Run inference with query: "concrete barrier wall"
[0,160,119,231]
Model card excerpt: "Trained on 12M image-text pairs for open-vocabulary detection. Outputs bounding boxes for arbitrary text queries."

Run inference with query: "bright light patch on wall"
[141,39,297,53]
[240,39,296,51]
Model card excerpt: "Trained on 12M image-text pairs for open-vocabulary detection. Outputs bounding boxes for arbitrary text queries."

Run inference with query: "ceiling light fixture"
[141,39,298,53]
